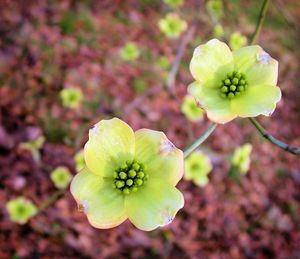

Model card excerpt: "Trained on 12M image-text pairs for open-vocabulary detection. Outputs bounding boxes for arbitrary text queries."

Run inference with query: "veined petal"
[231,84,281,117]
[134,129,183,186]
[188,81,236,124]
[70,168,127,229]
[84,118,135,176]
[190,39,233,84]
[233,45,278,86]
[125,180,184,231]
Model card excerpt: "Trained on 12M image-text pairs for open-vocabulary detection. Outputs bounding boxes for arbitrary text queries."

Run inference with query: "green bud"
[224,79,231,86]
[232,78,239,85]
[230,85,236,91]
[228,92,235,99]
[126,179,133,186]
[119,171,127,179]
[128,169,136,178]
[135,179,143,186]
[238,86,245,92]
[137,172,145,179]
[132,163,140,171]
[116,180,125,188]
[221,86,228,93]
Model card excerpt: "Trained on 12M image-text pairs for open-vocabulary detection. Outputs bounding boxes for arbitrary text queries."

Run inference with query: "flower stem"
[249,118,300,155]
[37,189,66,213]
[248,0,300,156]
[184,123,217,158]
[250,0,271,44]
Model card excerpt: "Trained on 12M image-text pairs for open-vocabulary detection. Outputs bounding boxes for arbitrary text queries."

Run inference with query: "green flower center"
[113,160,148,195]
[219,71,248,99]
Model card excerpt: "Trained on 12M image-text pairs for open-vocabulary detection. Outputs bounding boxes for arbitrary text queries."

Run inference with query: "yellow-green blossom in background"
[51,166,72,189]
[156,56,171,70]
[229,32,248,50]
[232,144,252,174]
[6,197,37,224]
[120,42,140,61]
[206,0,223,21]
[60,87,83,109]
[188,39,281,123]
[163,0,184,8]
[184,151,212,186]
[71,118,184,231]
[181,95,204,122]
[158,13,187,39]
[213,24,224,38]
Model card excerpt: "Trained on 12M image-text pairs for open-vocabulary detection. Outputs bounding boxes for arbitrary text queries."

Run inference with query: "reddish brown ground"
[0,1,300,258]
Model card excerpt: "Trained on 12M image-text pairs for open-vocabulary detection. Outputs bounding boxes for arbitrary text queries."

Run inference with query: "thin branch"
[250,0,271,44]
[249,118,300,155]
[166,25,196,90]
[184,123,217,158]
[37,189,66,213]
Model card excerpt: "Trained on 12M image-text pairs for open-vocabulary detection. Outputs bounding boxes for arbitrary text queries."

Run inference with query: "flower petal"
[84,118,135,176]
[125,180,184,231]
[188,81,236,124]
[70,168,127,229]
[190,39,233,84]
[134,129,184,186]
[233,45,278,86]
[231,84,281,117]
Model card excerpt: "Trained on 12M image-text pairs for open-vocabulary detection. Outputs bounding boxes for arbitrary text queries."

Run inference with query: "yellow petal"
[231,84,281,117]
[134,129,184,186]
[188,81,236,124]
[233,45,278,86]
[190,39,233,84]
[84,118,135,176]
[70,168,127,229]
[125,179,184,231]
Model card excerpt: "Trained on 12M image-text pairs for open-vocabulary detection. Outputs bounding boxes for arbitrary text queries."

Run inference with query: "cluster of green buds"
[120,42,140,61]
[113,160,148,194]
[219,71,248,99]
[60,87,83,109]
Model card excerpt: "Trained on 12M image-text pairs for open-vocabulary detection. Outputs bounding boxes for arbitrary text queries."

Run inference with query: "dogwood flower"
[60,88,82,108]
[120,42,140,61]
[181,95,204,122]
[231,144,252,174]
[163,0,184,8]
[51,166,72,189]
[6,197,37,224]
[70,118,184,231]
[229,32,247,50]
[184,151,212,186]
[158,13,187,39]
[188,39,281,124]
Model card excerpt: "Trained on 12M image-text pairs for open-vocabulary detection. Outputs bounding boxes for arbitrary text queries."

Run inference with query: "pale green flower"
[206,0,223,21]
[184,151,212,186]
[156,56,171,70]
[74,150,85,172]
[71,118,184,231]
[213,24,224,38]
[229,32,248,50]
[120,42,140,61]
[60,88,83,109]
[181,95,204,122]
[158,13,187,39]
[6,197,37,224]
[51,166,72,189]
[163,0,184,8]
[19,136,45,162]
[232,144,252,174]
[189,39,281,124]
